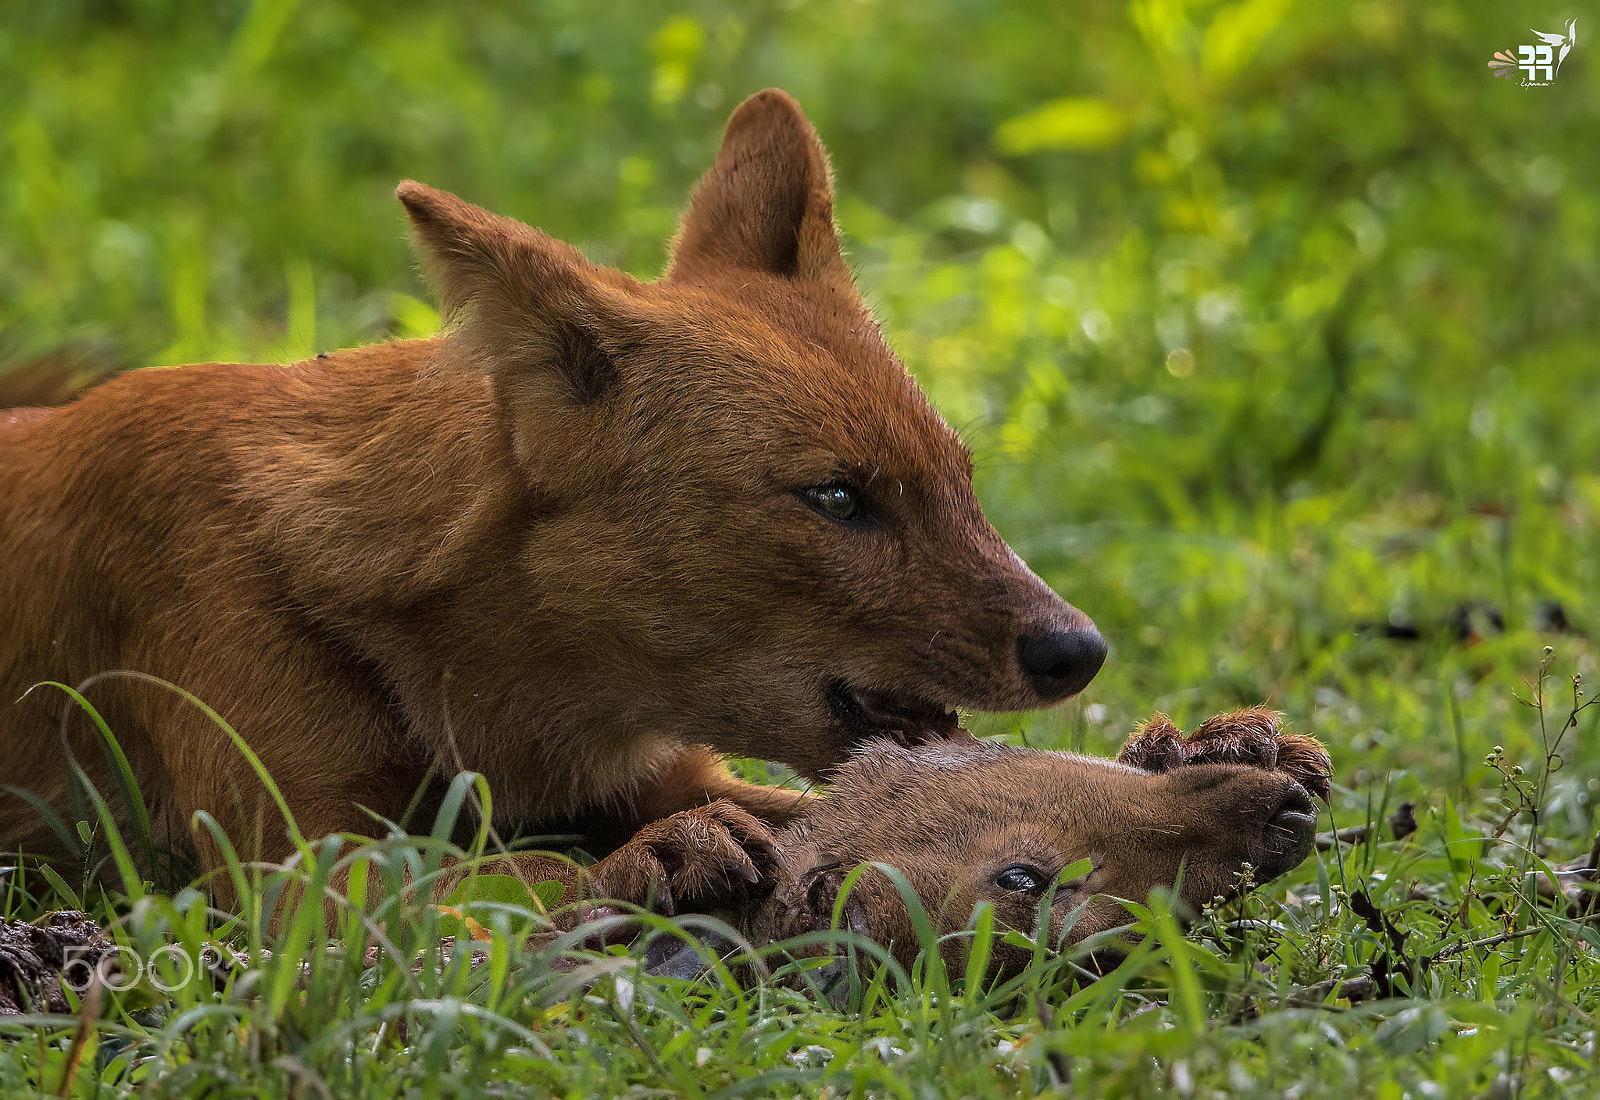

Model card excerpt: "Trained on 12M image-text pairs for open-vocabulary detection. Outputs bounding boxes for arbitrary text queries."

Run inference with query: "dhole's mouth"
[826,680,964,749]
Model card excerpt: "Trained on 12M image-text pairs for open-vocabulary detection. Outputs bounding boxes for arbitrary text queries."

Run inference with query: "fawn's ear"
[397,181,640,410]
[666,89,852,287]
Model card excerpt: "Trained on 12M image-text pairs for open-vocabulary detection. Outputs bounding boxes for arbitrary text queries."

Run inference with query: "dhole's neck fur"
[225,340,695,820]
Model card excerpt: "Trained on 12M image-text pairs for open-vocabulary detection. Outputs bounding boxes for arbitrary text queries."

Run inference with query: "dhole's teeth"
[827,680,967,748]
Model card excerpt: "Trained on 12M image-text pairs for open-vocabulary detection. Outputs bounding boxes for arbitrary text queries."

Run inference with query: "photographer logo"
[1489,19,1577,85]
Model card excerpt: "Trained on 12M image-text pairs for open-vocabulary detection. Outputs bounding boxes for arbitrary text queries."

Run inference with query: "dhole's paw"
[590,801,783,915]
[1116,707,1332,800]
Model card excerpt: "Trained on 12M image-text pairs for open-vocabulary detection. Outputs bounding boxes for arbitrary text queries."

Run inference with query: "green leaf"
[1202,0,1293,82]
[532,879,565,910]
[995,98,1130,153]
[444,873,548,910]
[962,901,995,995]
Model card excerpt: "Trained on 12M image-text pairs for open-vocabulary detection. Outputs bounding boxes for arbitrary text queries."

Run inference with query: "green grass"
[4,0,1600,1095]
[3,678,1598,1097]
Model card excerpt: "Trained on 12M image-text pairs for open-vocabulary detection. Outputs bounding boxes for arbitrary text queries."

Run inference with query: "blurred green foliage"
[5,0,1595,759]
[3,0,1600,783]
[3,2,1600,1093]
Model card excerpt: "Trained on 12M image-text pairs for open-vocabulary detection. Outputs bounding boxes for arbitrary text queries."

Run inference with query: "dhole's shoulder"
[1,408,53,431]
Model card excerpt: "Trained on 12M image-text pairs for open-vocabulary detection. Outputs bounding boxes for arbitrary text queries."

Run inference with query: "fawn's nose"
[1253,784,1319,880]
[1017,627,1108,701]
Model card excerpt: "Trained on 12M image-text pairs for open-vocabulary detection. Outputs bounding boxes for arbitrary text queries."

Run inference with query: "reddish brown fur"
[729,709,1331,975]
[0,91,1095,893]
[0,349,114,432]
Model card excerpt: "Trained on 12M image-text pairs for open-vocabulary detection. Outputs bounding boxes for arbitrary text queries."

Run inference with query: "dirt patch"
[0,911,116,1016]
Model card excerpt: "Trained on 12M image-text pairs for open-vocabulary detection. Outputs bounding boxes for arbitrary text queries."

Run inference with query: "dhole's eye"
[995,864,1047,894]
[799,482,864,523]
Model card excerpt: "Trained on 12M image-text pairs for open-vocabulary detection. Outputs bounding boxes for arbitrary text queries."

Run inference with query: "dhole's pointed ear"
[397,180,639,408]
[666,89,852,286]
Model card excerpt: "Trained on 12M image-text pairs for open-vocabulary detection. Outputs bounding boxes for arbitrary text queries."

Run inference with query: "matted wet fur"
[0,90,1106,897]
[635,709,1331,981]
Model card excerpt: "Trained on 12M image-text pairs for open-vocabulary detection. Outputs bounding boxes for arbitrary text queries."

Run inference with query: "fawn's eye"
[995,864,1047,894]
[799,482,864,523]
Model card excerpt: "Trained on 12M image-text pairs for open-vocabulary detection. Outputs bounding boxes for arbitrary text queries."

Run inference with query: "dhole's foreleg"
[437,800,781,920]
[433,746,803,920]
[629,744,817,829]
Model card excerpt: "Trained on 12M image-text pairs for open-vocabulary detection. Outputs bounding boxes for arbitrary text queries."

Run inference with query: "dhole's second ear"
[397,180,640,407]
[667,89,852,287]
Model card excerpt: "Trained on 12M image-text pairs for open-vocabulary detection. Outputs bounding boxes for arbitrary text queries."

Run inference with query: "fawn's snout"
[1250,781,1319,879]
[1161,764,1320,885]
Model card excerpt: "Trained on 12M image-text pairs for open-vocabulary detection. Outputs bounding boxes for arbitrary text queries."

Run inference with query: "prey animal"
[571,708,1331,979]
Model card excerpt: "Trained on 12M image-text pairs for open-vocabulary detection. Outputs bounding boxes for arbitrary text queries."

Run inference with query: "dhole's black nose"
[1018,628,1108,701]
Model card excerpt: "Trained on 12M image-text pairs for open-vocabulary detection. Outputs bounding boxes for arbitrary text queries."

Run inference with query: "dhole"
[0,90,1106,896]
